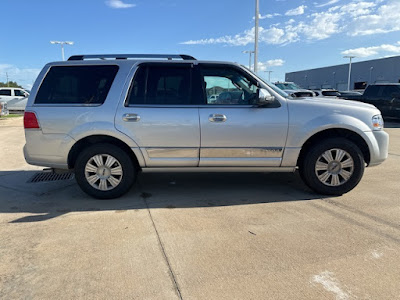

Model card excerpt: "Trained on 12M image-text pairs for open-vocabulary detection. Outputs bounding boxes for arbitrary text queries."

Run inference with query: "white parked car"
[313,89,341,98]
[0,87,30,103]
[7,97,28,112]
[274,82,316,97]
[208,94,219,103]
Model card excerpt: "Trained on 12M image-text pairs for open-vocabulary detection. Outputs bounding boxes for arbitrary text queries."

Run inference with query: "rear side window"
[0,89,11,96]
[127,64,192,105]
[35,65,119,104]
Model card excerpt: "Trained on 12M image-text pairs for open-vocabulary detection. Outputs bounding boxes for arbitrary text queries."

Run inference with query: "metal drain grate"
[28,172,74,183]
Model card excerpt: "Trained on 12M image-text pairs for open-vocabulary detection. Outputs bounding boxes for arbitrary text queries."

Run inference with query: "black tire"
[75,143,137,199]
[299,138,365,195]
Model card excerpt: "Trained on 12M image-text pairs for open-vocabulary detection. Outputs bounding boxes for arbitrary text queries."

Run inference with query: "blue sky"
[1,0,400,89]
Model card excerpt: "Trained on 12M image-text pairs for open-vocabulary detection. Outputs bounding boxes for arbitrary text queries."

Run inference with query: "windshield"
[275,83,301,90]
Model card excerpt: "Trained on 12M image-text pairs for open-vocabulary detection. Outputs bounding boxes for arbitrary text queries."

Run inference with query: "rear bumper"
[23,131,75,169]
[23,145,69,169]
[366,130,389,167]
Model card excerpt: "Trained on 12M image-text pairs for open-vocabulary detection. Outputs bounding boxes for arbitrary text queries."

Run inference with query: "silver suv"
[24,54,389,199]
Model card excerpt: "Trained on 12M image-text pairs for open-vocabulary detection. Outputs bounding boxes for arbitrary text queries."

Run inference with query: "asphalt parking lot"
[1,116,400,300]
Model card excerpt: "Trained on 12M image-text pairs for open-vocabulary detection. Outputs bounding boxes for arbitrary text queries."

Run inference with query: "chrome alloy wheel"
[315,148,354,187]
[84,154,123,191]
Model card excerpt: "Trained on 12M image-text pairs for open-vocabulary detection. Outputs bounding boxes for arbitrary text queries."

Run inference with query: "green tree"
[0,81,23,88]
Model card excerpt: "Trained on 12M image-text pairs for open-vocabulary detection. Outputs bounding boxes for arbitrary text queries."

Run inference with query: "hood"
[291,96,377,110]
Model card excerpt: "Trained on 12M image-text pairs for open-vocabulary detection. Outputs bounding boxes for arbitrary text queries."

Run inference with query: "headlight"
[372,115,384,131]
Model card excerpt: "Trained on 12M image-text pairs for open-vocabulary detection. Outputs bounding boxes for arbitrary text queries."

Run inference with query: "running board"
[141,167,296,173]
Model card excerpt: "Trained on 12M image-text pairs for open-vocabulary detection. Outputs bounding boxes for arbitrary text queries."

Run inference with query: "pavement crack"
[142,196,183,300]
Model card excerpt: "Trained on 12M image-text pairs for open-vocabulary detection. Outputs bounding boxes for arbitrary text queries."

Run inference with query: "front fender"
[287,114,372,148]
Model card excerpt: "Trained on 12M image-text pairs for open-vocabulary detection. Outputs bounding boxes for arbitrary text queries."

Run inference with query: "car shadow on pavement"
[0,170,328,223]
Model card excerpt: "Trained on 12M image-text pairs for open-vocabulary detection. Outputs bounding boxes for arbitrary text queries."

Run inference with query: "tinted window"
[35,65,119,104]
[201,66,258,105]
[366,85,380,96]
[14,89,26,97]
[0,89,12,96]
[127,65,191,105]
[381,86,400,98]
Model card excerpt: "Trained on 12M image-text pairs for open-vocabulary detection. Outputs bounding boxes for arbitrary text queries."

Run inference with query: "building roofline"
[287,55,400,74]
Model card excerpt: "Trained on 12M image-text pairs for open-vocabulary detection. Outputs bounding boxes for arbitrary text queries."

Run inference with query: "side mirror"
[24,92,29,98]
[256,88,275,106]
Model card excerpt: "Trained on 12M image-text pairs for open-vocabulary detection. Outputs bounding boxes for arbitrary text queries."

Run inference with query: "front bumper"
[366,130,389,167]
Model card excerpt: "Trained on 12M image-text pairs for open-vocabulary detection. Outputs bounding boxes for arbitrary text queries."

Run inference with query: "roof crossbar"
[68,54,196,61]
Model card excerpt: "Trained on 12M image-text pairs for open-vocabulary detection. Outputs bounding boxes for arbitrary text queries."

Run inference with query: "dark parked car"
[344,83,400,119]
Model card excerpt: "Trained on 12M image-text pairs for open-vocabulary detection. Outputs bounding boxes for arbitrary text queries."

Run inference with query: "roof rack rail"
[68,54,196,61]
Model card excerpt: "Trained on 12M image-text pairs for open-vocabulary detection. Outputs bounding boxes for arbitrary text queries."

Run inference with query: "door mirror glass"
[257,88,275,106]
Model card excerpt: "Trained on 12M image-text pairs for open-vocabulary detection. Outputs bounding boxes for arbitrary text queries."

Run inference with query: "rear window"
[35,65,119,104]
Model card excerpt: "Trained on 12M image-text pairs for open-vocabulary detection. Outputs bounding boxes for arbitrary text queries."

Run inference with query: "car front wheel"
[300,138,365,195]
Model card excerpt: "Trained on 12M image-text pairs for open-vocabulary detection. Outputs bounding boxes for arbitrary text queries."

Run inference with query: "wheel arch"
[296,128,371,168]
[68,135,142,170]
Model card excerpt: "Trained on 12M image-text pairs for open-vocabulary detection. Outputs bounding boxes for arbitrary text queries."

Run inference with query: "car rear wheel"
[300,138,365,195]
[75,144,137,199]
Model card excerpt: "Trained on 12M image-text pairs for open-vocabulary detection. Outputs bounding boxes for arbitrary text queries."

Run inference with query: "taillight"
[24,112,40,129]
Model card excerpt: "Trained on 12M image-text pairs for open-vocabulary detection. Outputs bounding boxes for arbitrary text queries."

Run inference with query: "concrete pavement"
[1,116,400,299]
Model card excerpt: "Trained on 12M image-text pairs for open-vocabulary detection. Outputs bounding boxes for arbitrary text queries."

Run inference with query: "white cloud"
[0,64,41,89]
[254,59,285,72]
[285,5,307,16]
[299,11,342,40]
[105,0,135,9]
[342,41,400,57]
[181,0,400,47]
[339,1,376,17]
[258,13,281,19]
[349,1,400,36]
[314,0,340,8]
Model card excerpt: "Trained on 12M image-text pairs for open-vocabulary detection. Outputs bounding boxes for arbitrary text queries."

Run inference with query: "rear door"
[380,85,400,118]
[115,63,202,167]
[198,64,289,167]
[363,85,390,115]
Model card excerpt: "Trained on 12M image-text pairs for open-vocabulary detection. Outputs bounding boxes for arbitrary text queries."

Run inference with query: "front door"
[198,64,289,167]
[115,63,201,167]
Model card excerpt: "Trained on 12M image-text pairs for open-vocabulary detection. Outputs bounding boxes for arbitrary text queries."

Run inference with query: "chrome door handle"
[209,114,227,122]
[123,113,140,122]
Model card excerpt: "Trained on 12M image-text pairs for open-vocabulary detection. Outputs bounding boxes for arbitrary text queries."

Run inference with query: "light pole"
[344,55,355,91]
[50,41,74,61]
[242,50,255,71]
[254,0,259,73]
[369,67,374,84]
[264,70,273,82]
[332,72,336,89]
